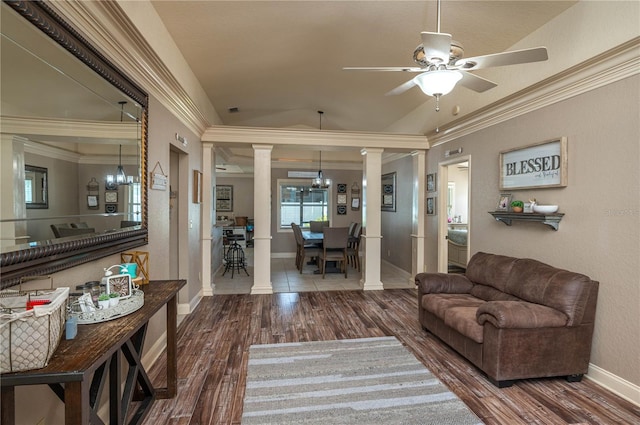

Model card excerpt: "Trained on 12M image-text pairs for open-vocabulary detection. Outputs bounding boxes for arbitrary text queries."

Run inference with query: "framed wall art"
[499,137,568,190]
[193,170,203,204]
[427,173,437,192]
[87,195,98,209]
[216,185,233,212]
[426,197,436,215]
[381,172,396,212]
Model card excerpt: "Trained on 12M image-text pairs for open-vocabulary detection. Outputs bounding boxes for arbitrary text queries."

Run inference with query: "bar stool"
[223,234,249,278]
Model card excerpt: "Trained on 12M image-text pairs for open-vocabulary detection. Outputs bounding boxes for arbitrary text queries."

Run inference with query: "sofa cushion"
[470,284,521,302]
[422,293,485,319]
[476,301,568,329]
[465,252,518,292]
[504,259,593,326]
[444,307,484,343]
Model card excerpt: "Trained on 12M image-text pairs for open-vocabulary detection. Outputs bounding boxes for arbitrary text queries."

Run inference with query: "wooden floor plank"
[143,290,640,425]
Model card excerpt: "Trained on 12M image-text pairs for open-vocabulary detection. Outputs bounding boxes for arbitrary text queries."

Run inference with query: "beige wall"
[381,155,414,272]
[425,75,640,386]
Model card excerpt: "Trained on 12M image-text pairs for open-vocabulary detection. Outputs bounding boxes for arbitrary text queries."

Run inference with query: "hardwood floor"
[143,290,640,425]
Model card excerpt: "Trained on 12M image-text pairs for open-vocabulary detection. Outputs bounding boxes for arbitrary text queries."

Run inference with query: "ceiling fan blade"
[343,66,425,72]
[458,72,497,93]
[385,79,417,96]
[420,32,452,64]
[455,47,548,71]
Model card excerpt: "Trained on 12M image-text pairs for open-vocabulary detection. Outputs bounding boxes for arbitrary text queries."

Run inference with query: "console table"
[1,279,186,425]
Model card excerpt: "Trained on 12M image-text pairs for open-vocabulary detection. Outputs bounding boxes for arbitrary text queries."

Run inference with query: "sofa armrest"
[415,273,473,295]
[476,301,568,329]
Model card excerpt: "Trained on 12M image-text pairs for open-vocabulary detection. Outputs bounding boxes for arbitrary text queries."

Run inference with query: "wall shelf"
[489,211,564,231]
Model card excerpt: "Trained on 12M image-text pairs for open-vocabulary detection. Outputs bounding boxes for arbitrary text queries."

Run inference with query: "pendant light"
[311,111,331,189]
[115,101,128,185]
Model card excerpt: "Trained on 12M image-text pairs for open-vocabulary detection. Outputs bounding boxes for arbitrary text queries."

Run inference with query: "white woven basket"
[0,287,69,373]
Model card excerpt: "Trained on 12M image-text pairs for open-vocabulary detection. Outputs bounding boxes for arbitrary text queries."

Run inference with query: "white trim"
[178,291,202,315]
[271,252,296,259]
[142,329,167,369]
[586,363,640,407]
[380,259,412,285]
[203,126,428,150]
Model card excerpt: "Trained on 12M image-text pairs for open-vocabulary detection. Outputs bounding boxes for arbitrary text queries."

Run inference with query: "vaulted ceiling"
[150,1,577,136]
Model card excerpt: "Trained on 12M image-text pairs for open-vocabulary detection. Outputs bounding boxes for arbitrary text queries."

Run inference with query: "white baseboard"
[271,251,296,259]
[587,363,640,406]
[380,259,412,281]
[178,290,202,315]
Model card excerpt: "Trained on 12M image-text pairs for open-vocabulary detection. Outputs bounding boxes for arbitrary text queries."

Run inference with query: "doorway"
[169,147,190,280]
[437,156,470,273]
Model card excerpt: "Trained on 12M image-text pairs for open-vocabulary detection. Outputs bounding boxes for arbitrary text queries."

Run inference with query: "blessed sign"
[500,138,567,190]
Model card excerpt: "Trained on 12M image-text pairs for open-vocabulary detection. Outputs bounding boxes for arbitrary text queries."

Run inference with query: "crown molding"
[1,116,137,142]
[47,1,211,136]
[428,37,640,146]
[203,126,429,151]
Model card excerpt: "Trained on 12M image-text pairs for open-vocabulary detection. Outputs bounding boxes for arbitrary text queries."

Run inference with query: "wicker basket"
[0,281,69,373]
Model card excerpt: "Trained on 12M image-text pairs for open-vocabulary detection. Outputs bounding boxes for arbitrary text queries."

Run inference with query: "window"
[123,183,142,222]
[278,180,331,229]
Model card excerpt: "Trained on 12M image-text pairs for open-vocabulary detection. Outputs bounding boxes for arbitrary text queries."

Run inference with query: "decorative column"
[411,150,426,282]
[251,144,273,294]
[201,143,215,296]
[360,148,384,290]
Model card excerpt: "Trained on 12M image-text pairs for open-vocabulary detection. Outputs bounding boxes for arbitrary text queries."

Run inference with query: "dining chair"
[347,224,362,271]
[319,227,350,278]
[292,223,320,273]
[309,220,329,233]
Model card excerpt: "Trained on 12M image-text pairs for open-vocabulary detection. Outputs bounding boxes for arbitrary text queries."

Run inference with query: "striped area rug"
[241,336,483,424]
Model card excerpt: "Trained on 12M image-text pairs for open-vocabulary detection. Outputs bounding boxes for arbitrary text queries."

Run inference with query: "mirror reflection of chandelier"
[311,111,331,189]
[107,101,131,185]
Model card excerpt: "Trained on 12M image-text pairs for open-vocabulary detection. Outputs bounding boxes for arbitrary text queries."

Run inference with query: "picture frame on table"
[497,193,512,211]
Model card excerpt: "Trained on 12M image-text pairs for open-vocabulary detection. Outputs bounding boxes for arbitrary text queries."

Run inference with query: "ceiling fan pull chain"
[434,94,441,112]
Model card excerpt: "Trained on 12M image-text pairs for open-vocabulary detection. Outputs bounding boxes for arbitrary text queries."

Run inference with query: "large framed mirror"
[1,0,148,288]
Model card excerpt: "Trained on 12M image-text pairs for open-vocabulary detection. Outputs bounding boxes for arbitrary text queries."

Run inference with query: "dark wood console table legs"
[1,280,185,425]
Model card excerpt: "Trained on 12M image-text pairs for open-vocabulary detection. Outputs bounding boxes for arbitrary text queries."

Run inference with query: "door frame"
[437,155,471,273]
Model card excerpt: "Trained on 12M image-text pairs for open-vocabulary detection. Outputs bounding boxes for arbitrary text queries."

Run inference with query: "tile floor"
[213,248,415,294]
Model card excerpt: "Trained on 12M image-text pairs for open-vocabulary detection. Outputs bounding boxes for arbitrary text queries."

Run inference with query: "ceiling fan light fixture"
[412,69,462,96]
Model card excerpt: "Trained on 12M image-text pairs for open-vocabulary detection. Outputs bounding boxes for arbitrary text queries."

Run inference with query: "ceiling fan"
[344,0,548,111]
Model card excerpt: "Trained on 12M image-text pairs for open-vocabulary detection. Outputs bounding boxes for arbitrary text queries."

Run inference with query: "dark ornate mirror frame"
[1,0,149,289]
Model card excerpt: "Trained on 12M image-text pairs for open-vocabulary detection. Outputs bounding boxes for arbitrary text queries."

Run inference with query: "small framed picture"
[105,273,132,299]
[337,194,347,205]
[497,193,512,211]
[337,183,347,193]
[427,173,437,192]
[87,195,98,209]
[426,197,436,215]
[105,191,118,203]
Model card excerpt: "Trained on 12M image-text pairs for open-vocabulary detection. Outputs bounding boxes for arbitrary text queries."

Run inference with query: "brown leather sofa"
[416,251,599,387]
